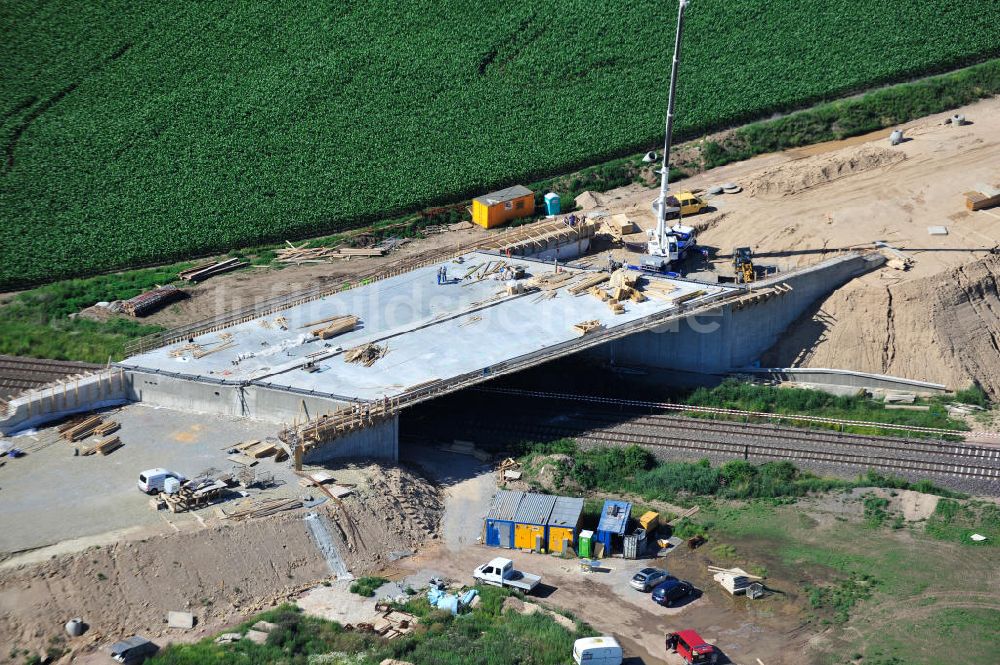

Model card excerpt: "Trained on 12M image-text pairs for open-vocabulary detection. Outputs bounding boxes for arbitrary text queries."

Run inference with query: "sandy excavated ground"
[583,96,1000,394]
[0,463,441,662]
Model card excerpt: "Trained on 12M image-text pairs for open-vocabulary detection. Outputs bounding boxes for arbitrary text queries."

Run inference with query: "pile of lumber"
[530,272,573,291]
[276,242,386,264]
[344,342,387,367]
[231,439,286,461]
[302,314,359,339]
[568,273,610,295]
[964,183,1000,211]
[59,415,105,442]
[640,280,679,300]
[709,565,761,595]
[573,320,604,335]
[674,289,707,305]
[222,497,303,520]
[178,257,247,282]
[123,285,185,317]
[59,415,124,454]
[81,435,122,456]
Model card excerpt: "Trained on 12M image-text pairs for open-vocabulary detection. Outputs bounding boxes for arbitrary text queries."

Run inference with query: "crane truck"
[644,0,698,273]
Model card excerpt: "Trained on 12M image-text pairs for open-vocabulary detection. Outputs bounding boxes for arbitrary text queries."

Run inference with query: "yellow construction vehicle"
[663,191,709,218]
[732,247,755,284]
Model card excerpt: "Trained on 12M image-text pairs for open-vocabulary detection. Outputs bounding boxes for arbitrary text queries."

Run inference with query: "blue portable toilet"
[595,499,632,555]
[544,192,561,216]
[484,490,524,548]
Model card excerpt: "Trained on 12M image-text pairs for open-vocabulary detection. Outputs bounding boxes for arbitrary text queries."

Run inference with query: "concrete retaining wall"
[735,367,949,394]
[594,253,883,373]
[303,416,399,463]
[125,371,348,425]
[0,369,129,435]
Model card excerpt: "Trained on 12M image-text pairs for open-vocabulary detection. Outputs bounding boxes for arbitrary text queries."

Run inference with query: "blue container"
[595,499,632,553]
[484,490,524,548]
[544,192,561,216]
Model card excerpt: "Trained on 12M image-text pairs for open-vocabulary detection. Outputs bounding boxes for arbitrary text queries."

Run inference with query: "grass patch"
[805,573,880,624]
[148,587,592,665]
[924,498,1000,545]
[349,577,390,598]
[682,380,968,437]
[0,264,198,362]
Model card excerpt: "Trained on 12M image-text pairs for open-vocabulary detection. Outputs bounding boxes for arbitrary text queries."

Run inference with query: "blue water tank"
[544,192,561,216]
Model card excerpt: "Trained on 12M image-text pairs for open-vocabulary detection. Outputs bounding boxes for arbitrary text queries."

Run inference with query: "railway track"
[411,389,1000,490]
[478,418,1000,483]
[0,355,100,400]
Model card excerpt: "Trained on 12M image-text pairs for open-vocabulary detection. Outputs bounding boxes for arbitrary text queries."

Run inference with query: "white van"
[573,636,623,665]
[137,468,185,494]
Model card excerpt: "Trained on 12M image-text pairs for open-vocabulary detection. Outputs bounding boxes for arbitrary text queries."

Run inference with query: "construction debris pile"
[168,333,234,359]
[122,285,185,317]
[178,257,247,282]
[353,604,419,640]
[276,241,387,264]
[58,415,122,456]
[221,496,304,521]
[345,342,387,367]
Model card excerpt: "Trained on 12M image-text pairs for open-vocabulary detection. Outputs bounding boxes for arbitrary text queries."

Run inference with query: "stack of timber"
[964,183,1000,211]
[357,607,419,640]
[81,435,122,456]
[222,497,303,520]
[277,242,386,264]
[639,279,679,300]
[303,314,359,339]
[158,478,229,513]
[530,272,573,291]
[123,285,185,317]
[568,273,610,295]
[344,342,387,367]
[178,257,247,282]
[60,415,104,442]
[674,289,707,305]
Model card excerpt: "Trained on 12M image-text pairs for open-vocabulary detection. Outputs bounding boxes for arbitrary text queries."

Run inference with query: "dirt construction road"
[587,96,1000,395]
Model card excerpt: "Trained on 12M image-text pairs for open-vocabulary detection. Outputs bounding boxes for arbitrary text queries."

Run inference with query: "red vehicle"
[666,630,718,664]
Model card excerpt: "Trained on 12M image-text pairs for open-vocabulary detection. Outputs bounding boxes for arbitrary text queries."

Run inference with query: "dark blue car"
[652,579,694,606]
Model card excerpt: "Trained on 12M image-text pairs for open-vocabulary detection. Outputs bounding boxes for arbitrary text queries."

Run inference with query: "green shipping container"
[578,530,594,558]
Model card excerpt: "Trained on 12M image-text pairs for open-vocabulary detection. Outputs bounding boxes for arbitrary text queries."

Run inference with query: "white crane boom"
[648,0,690,260]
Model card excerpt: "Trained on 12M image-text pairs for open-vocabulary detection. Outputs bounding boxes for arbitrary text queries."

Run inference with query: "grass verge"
[147,586,591,665]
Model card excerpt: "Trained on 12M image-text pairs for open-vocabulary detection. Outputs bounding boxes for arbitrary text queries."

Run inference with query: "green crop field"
[2,1,999,288]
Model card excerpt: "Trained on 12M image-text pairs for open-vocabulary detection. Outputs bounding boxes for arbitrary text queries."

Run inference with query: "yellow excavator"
[732,247,755,284]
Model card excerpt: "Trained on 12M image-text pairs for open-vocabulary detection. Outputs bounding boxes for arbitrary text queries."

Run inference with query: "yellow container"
[514,523,545,549]
[471,185,534,229]
[547,526,575,553]
[638,511,660,531]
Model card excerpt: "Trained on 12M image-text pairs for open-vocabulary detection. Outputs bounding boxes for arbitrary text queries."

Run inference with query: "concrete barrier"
[0,369,129,435]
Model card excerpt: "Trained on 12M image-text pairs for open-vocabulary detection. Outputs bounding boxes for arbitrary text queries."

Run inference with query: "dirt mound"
[528,454,576,493]
[340,464,443,573]
[747,145,905,198]
[764,255,1000,396]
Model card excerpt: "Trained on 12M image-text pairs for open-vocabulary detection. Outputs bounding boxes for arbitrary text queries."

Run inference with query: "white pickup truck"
[473,557,541,593]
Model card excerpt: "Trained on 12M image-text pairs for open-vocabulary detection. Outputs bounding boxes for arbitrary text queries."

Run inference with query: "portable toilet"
[513,492,557,551]
[546,496,584,554]
[544,192,561,216]
[484,490,524,548]
[578,530,594,559]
